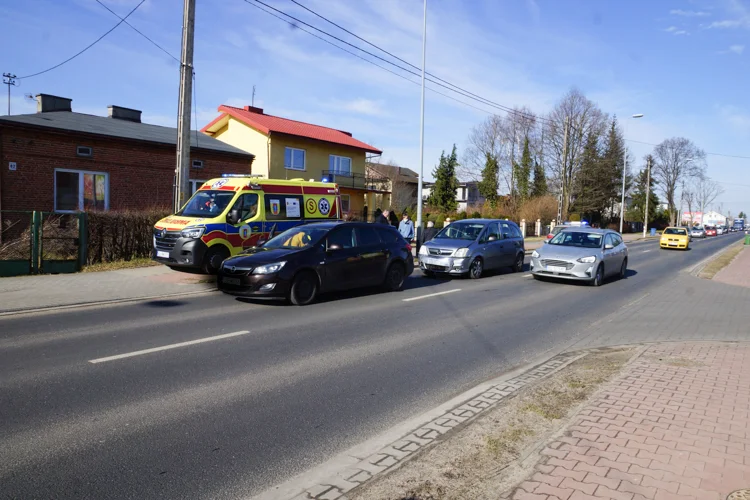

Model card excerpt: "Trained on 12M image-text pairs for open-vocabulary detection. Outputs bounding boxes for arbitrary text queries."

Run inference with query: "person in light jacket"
[398,213,415,241]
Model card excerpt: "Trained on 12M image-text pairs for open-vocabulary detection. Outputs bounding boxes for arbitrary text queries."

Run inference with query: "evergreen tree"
[531,161,547,197]
[600,117,626,222]
[516,137,533,201]
[573,131,604,222]
[739,211,746,219]
[428,145,459,212]
[478,152,499,208]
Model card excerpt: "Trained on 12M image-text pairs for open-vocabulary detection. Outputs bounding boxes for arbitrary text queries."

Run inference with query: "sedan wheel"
[513,254,524,273]
[619,258,627,280]
[384,263,406,291]
[289,272,318,306]
[591,265,604,287]
[469,258,483,279]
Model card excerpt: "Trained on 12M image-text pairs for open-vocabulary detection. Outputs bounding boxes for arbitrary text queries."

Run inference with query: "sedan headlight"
[181,226,205,239]
[253,261,286,274]
[419,245,430,256]
[531,250,540,258]
[577,255,596,263]
[454,248,470,258]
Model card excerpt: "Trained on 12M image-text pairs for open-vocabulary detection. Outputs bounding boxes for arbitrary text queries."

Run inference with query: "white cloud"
[337,98,387,117]
[665,26,678,32]
[670,9,710,17]
[729,44,745,54]
[709,19,748,28]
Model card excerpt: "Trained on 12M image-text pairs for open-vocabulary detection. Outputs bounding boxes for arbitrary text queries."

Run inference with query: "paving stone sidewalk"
[714,246,750,288]
[0,266,216,313]
[508,342,750,500]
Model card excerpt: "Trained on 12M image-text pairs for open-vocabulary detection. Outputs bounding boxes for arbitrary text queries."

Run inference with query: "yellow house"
[201,105,389,220]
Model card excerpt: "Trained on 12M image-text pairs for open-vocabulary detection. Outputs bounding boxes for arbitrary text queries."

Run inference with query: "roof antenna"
[252,85,256,107]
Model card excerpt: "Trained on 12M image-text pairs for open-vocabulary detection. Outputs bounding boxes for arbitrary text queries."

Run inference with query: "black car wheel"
[591,264,604,287]
[384,262,406,291]
[513,254,524,273]
[289,271,318,306]
[469,258,483,279]
[202,246,229,274]
[619,258,627,279]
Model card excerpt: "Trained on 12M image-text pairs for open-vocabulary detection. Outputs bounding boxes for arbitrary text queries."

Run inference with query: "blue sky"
[2,0,749,215]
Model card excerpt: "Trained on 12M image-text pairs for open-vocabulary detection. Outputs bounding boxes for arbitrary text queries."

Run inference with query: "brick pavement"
[508,342,750,500]
[714,246,750,289]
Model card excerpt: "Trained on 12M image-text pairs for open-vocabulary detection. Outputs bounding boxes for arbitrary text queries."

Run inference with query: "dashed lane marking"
[402,289,462,302]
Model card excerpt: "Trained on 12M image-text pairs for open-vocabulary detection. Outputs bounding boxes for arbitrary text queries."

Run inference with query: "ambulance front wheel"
[202,245,230,274]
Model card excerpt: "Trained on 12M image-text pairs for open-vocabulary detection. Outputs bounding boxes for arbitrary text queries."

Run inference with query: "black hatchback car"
[217,222,414,305]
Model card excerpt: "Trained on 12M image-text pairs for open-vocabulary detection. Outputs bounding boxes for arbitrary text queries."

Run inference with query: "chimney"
[107,105,142,123]
[36,94,72,113]
[243,105,264,114]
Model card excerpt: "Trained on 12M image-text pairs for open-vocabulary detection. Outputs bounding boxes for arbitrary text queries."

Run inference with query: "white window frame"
[340,194,350,213]
[54,168,110,213]
[329,155,352,174]
[189,179,207,196]
[285,147,306,171]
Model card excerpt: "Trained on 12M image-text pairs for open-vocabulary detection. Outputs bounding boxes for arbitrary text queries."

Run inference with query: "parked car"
[690,226,706,239]
[530,228,627,286]
[217,222,414,305]
[418,219,525,278]
[705,225,717,237]
[660,227,690,250]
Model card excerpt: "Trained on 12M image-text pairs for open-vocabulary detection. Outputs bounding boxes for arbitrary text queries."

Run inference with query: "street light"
[620,114,644,233]
[415,0,427,249]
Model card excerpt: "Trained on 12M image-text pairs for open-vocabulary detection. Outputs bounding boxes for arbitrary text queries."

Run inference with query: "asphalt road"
[0,233,743,499]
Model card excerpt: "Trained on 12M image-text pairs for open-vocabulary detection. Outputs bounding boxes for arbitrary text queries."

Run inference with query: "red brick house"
[0,94,254,217]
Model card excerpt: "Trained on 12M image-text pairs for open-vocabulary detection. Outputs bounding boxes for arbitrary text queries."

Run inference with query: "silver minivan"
[418,219,525,278]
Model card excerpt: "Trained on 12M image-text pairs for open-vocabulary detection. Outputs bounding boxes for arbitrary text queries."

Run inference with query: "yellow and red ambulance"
[153,175,341,273]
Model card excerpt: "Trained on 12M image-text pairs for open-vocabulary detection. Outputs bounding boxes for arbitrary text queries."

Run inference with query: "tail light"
[405,243,412,254]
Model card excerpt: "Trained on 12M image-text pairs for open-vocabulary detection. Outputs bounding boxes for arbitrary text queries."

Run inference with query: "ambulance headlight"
[253,261,286,274]
[181,227,205,239]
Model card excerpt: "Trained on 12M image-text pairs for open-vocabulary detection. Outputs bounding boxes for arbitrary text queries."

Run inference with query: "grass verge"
[82,258,160,273]
[349,348,634,500]
[698,243,744,279]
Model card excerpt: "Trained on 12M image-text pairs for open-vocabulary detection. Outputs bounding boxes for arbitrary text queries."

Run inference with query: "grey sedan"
[530,228,628,286]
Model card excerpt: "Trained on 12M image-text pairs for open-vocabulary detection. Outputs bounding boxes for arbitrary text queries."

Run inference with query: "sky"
[1,0,749,216]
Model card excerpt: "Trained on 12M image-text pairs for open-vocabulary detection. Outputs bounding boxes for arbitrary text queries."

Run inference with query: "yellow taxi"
[660,227,690,250]
[153,175,341,273]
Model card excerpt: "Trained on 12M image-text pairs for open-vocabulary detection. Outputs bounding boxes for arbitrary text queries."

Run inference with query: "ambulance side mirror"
[227,209,240,225]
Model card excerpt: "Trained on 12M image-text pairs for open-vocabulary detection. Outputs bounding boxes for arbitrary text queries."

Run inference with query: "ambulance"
[153,175,341,273]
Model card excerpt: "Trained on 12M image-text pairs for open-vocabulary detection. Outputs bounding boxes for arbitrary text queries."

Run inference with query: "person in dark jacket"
[373,209,389,225]
[422,220,439,242]
[388,210,399,227]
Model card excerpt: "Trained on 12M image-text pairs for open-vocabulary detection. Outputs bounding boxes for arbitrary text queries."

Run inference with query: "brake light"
[405,243,412,253]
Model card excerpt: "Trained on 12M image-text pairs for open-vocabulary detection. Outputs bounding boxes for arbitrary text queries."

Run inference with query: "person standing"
[388,210,399,227]
[398,213,415,241]
[422,220,438,242]
[374,209,389,225]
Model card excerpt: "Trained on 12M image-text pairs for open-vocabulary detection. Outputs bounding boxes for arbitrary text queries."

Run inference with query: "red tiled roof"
[202,105,382,154]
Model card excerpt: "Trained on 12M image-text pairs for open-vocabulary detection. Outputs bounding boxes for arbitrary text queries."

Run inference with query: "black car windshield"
[178,190,236,217]
[664,228,688,235]
[549,231,603,248]
[263,226,329,249]
[435,222,486,240]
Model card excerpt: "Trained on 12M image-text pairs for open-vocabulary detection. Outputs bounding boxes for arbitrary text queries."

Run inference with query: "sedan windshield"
[178,190,236,217]
[664,228,688,235]
[549,231,603,248]
[435,222,486,240]
[263,226,329,249]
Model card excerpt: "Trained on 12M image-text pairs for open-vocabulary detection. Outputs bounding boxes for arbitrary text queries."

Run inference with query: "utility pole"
[415,0,427,248]
[174,0,195,213]
[620,145,627,233]
[642,156,651,238]
[557,116,569,224]
[252,85,256,106]
[3,73,17,116]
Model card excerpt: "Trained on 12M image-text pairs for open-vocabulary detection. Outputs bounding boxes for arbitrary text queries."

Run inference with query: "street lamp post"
[642,155,651,238]
[415,0,427,248]
[620,114,644,233]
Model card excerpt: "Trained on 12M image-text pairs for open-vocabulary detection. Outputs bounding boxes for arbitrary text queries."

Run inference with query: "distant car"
[418,219,525,278]
[705,225,717,237]
[530,228,628,287]
[690,226,706,239]
[546,221,590,240]
[660,227,690,250]
[717,226,725,235]
[217,222,414,305]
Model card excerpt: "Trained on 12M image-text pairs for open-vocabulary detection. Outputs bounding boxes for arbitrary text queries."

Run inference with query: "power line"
[95,0,179,63]
[626,138,750,160]
[18,0,146,79]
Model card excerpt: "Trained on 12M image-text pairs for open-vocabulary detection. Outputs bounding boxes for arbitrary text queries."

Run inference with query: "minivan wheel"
[619,258,628,279]
[513,254,524,273]
[469,258,483,279]
[289,271,318,305]
[590,264,604,287]
[202,246,229,274]
[384,262,406,291]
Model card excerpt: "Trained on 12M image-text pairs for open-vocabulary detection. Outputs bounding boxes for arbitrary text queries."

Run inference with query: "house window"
[329,155,352,174]
[340,194,350,213]
[54,169,109,212]
[189,179,207,196]
[285,147,306,171]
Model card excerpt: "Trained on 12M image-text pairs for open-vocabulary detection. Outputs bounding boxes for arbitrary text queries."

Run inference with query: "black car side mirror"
[327,243,342,252]
[226,209,240,225]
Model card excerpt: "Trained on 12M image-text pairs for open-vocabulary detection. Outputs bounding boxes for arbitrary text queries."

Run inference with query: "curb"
[0,289,218,318]
[688,238,745,277]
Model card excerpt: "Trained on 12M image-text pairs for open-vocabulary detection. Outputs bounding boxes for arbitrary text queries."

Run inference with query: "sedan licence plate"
[221,277,241,286]
[156,251,169,259]
[547,265,567,273]
[423,256,449,266]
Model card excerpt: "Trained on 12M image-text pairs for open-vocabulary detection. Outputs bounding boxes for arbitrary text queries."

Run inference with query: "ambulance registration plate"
[156,251,169,259]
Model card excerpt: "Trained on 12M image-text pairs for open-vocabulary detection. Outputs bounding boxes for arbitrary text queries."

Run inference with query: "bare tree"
[695,176,724,218]
[462,115,504,183]
[651,138,706,225]
[543,88,607,219]
[681,183,697,226]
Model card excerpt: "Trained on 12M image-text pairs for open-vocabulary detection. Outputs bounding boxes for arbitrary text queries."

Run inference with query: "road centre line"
[403,289,462,302]
[88,330,250,364]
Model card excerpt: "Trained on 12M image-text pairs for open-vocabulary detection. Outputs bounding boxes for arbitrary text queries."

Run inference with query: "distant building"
[365,163,419,212]
[421,181,485,212]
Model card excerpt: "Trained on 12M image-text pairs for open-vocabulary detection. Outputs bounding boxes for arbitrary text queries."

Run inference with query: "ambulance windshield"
[179,190,236,217]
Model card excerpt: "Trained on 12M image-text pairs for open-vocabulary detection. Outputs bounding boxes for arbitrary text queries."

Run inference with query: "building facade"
[421,181,485,212]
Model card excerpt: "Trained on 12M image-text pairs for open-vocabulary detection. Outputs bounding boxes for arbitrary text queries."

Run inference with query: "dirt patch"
[349,348,635,500]
[699,244,744,279]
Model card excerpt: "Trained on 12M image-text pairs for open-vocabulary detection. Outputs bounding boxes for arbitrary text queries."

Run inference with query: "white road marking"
[403,289,462,302]
[88,330,250,364]
[642,250,651,253]
[524,274,533,277]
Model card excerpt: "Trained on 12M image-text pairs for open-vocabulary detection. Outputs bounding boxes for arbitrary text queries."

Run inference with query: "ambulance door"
[228,192,262,251]
[263,194,304,241]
